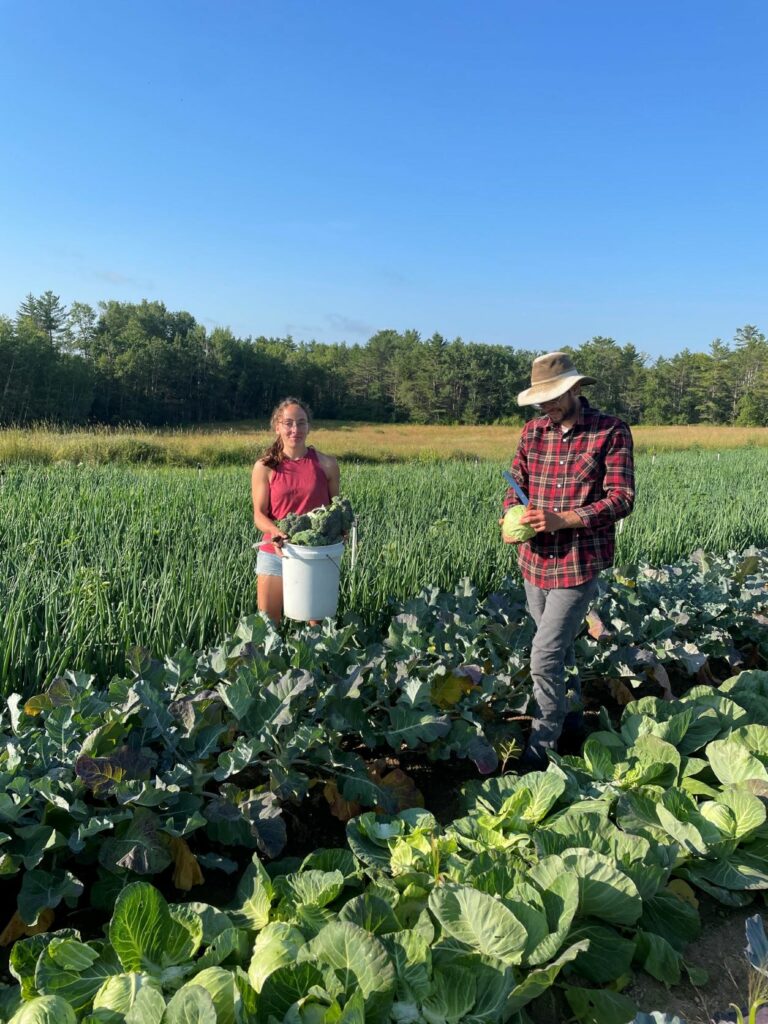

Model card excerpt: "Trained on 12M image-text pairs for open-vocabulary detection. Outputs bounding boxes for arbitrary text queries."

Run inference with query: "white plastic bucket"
[282,541,345,621]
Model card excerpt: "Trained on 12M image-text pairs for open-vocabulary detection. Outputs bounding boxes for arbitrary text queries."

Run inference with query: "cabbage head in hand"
[502,505,536,542]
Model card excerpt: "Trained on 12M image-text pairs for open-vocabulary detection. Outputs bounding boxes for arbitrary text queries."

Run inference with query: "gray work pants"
[523,576,600,752]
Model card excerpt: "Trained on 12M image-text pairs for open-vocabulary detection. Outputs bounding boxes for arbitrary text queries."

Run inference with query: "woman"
[252,397,340,622]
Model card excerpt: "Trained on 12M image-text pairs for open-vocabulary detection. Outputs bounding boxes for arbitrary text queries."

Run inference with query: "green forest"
[2,291,768,426]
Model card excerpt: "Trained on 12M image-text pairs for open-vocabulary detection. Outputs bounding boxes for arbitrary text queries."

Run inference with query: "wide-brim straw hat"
[517,352,597,407]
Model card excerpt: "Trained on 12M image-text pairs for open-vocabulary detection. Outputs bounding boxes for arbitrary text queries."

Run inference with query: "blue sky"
[1,0,766,359]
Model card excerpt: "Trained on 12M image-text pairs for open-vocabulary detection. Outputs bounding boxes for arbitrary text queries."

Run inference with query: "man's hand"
[520,507,568,533]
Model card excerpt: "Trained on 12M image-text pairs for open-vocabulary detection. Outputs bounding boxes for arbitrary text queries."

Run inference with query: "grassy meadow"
[1,421,768,466]
[1,445,767,694]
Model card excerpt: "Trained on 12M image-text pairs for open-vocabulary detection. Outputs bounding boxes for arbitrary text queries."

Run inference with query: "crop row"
[1,449,767,693]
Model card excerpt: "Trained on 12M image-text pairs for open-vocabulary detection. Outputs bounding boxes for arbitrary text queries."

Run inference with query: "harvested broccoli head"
[276,495,355,547]
[275,511,312,536]
[319,504,345,541]
[336,496,355,533]
[316,497,354,544]
[287,528,325,546]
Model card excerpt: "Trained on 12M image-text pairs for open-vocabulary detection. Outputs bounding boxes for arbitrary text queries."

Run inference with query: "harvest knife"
[502,471,529,507]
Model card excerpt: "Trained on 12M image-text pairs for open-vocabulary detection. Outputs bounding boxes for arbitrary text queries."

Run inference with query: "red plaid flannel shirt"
[504,399,635,589]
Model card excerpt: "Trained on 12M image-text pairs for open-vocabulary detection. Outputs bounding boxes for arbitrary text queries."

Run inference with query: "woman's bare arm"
[251,461,287,541]
[316,452,340,499]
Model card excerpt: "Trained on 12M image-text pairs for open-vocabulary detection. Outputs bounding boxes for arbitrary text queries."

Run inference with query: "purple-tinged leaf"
[466,735,498,775]
[746,913,768,976]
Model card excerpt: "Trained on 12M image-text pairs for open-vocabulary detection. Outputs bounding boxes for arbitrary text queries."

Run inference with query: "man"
[503,351,635,769]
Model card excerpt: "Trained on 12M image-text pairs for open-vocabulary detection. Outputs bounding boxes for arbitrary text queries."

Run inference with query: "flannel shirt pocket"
[573,453,600,483]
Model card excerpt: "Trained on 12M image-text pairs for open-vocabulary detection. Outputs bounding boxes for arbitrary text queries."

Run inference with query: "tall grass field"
[1,448,767,694]
[1,422,768,465]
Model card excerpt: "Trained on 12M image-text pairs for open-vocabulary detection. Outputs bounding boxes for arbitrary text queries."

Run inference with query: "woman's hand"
[271,530,289,555]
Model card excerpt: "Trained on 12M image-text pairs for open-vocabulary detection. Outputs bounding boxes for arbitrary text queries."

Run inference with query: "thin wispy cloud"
[325,313,373,337]
[93,270,152,288]
[378,268,413,288]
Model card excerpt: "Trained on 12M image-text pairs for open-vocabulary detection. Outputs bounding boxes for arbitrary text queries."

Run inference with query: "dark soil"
[282,788,349,854]
[626,899,757,1024]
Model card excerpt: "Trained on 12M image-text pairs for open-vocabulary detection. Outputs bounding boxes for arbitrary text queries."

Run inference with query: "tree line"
[2,291,767,427]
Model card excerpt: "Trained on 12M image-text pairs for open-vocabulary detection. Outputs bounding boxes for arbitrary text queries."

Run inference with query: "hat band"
[530,368,580,388]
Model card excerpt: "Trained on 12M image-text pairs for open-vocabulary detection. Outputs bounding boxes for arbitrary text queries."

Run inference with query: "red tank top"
[260,447,331,553]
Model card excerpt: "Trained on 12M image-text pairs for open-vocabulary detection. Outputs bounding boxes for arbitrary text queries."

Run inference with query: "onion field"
[1,448,767,695]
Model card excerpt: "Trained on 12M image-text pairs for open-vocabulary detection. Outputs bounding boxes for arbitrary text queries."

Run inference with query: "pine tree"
[15,291,68,346]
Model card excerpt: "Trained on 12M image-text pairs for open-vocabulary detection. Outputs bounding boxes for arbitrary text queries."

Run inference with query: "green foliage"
[3,290,768,427]
[2,453,768,1021]
[2,660,768,1021]
[8,995,77,1024]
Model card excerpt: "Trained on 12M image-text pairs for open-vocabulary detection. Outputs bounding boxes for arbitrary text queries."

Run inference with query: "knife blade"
[502,471,529,507]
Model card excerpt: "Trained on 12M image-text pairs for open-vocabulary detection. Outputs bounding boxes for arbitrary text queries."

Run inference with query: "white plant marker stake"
[350,519,358,572]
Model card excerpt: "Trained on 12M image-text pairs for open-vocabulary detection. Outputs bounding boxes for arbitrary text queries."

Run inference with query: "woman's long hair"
[261,397,313,469]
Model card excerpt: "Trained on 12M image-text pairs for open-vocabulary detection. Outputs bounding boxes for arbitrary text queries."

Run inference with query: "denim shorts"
[255,549,283,577]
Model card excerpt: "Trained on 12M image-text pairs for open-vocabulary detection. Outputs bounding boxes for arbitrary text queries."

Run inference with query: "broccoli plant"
[277,495,354,547]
